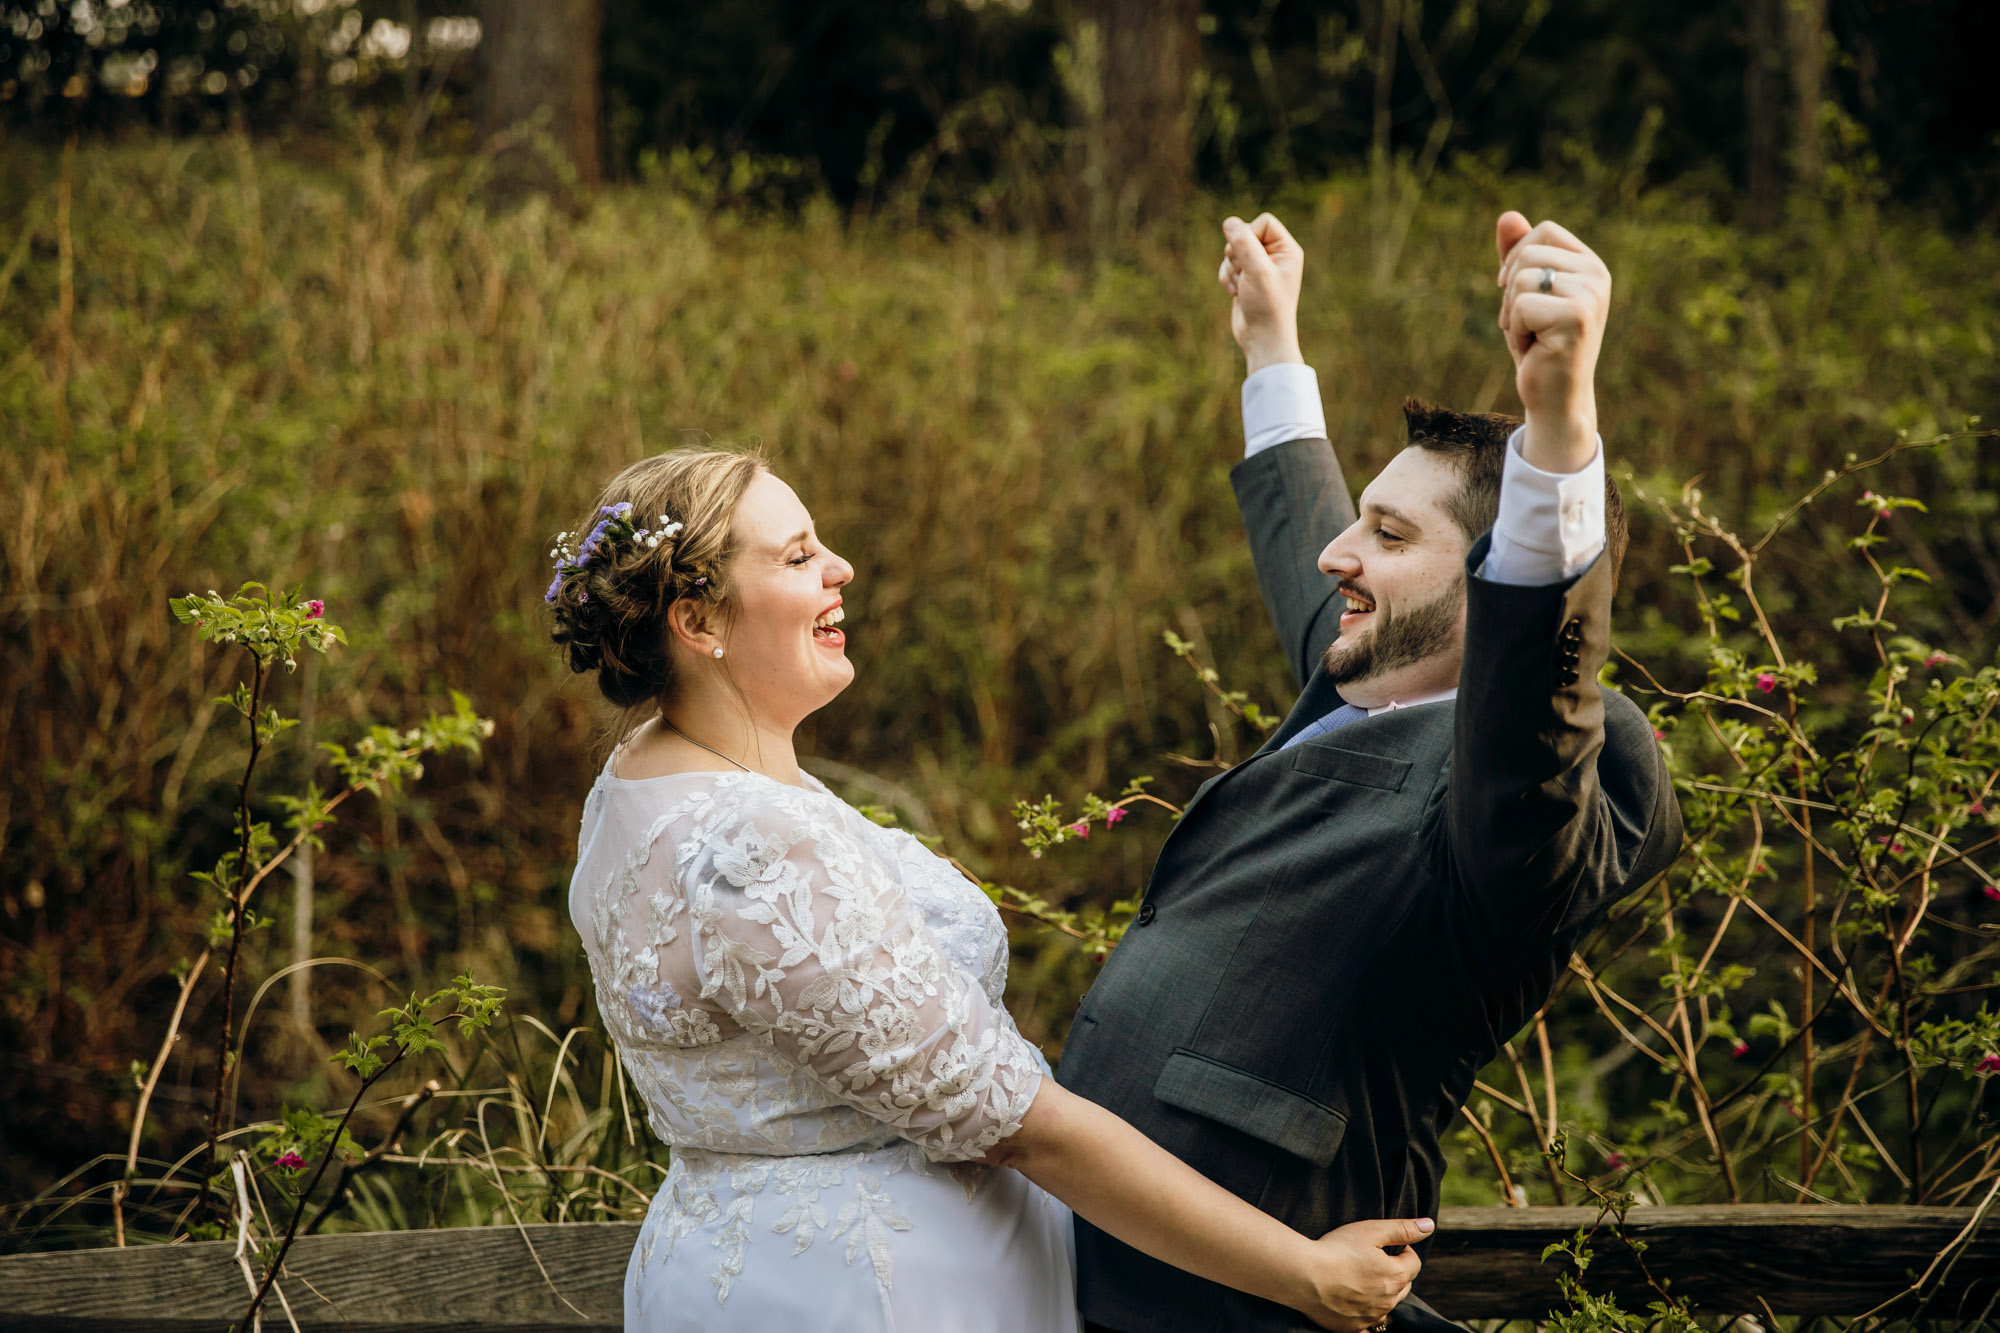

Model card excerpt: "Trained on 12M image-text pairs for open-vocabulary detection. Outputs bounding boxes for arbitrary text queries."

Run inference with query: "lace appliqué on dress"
[578,771,1041,1310]
[639,1144,939,1303]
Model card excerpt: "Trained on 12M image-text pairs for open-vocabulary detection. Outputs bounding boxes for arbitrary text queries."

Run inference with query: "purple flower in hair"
[579,518,615,565]
[544,573,564,604]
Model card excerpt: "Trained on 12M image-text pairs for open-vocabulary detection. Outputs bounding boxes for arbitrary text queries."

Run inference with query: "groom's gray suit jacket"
[1055,436,1684,1333]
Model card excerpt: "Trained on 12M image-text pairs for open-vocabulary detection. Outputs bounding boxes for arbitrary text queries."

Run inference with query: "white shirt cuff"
[1241,363,1326,457]
[1482,426,1607,586]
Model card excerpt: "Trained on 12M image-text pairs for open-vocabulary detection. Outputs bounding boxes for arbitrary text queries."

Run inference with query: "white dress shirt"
[1241,362,1608,714]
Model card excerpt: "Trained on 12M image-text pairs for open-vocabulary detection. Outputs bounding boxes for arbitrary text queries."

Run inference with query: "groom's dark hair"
[1400,397,1628,584]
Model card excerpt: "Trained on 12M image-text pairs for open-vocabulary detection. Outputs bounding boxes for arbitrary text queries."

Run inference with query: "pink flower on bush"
[1068,822,1089,840]
[1977,1054,2000,1074]
[1106,807,1127,826]
[1983,884,2000,903]
[1879,507,1892,519]
[1971,802,1987,817]
[1731,1040,1749,1059]
[1755,672,1777,693]
[304,599,324,619]
[275,1149,306,1170]
[1653,728,1667,740]
[1924,653,1947,668]
[1605,1152,1625,1170]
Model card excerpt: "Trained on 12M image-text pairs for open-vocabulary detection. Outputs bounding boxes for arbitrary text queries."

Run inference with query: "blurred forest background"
[4,0,2000,1256]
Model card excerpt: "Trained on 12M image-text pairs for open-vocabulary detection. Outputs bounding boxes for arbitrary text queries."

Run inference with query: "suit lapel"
[1259,667,1348,754]
[1177,668,1348,825]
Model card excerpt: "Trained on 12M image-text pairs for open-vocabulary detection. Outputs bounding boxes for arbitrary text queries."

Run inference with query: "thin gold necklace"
[659,716,753,774]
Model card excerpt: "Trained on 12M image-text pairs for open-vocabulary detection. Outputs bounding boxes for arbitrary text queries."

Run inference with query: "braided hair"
[546,447,766,708]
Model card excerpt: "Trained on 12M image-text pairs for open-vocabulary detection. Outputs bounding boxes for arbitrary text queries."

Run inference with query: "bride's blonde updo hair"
[546,446,766,708]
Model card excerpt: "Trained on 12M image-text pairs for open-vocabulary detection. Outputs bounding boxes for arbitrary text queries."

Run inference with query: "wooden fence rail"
[1,1206,1994,1331]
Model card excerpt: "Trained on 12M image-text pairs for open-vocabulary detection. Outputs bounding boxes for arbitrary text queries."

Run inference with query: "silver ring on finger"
[1539,267,1555,295]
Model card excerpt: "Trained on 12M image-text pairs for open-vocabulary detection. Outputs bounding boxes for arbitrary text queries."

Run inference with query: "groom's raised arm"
[1217,214,1355,686]
[1447,215,1679,932]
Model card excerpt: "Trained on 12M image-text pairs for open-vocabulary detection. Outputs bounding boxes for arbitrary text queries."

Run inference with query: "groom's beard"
[1322,576,1465,687]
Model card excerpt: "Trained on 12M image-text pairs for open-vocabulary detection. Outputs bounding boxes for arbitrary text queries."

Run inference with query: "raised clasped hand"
[1494,210,1611,472]
[1299,1216,1431,1332]
[1217,212,1306,375]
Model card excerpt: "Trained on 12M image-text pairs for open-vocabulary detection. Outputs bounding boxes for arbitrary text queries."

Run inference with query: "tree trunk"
[1783,0,1828,186]
[1744,0,1782,226]
[1069,0,1202,240]
[477,0,602,192]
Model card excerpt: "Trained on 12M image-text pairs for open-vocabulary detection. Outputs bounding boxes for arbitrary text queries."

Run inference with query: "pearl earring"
[712,647,725,659]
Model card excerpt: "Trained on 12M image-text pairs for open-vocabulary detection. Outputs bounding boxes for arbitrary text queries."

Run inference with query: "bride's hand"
[1297,1216,1431,1331]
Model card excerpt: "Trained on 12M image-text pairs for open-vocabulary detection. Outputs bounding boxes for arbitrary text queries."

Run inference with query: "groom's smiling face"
[1315,446,1474,709]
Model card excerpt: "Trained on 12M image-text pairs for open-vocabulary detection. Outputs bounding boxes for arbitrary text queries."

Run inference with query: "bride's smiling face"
[711,472,856,724]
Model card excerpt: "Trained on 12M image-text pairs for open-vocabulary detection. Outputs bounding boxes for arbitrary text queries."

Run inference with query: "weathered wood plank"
[0,1222,628,1332]
[0,1207,1992,1330]
[1424,1205,2000,1320]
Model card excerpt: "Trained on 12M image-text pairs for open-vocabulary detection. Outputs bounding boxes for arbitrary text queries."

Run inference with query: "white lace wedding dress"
[568,758,1080,1332]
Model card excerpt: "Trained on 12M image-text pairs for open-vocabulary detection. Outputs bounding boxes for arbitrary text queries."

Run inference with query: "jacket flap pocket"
[1288,743,1410,792]
[1154,1050,1347,1167]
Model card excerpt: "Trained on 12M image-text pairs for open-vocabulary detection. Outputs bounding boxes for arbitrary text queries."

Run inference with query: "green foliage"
[1,534,508,1319]
[4,138,2000,1326]
[1163,630,1279,735]
[320,692,497,795]
[169,582,345,674]
[372,973,509,1065]
[1013,776,1163,858]
[256,1105,363,1196]
[1428,423,2000,1294]
[81,575,511,1324]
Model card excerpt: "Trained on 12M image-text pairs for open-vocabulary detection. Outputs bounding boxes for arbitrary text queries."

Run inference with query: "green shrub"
[3,138,1997,1281]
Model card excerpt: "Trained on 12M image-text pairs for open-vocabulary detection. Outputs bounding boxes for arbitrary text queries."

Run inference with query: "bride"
[551,447,1432,1332]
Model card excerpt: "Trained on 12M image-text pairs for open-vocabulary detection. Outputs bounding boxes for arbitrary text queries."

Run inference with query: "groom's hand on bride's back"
[1305,1215,1431,1331]
[1217,212,1305,375]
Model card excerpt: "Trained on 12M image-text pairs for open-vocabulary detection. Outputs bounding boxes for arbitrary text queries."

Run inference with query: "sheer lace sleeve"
[680,786,1042,1162]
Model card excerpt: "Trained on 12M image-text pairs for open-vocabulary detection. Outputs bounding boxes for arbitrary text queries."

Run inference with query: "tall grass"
[3,133,1997,1221]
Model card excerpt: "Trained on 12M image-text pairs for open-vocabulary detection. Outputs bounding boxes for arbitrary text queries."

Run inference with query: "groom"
[1055,210,1683,1333]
